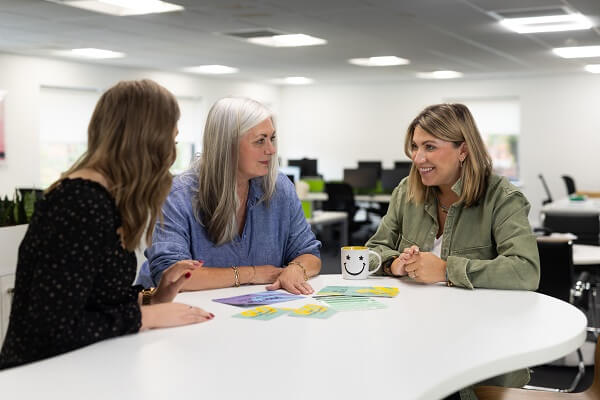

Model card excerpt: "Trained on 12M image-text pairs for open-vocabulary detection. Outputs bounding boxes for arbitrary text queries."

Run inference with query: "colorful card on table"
[213,291,303,306]
[314,285,399,298]
[318,295,387,311]
[287,304,337,319]
[232,306,287,321]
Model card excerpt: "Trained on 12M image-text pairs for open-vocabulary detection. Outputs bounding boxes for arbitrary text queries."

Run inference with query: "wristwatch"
[382,256,398,276]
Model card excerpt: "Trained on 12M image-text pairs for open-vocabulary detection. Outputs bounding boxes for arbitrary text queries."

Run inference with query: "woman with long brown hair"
[0,79,212,370]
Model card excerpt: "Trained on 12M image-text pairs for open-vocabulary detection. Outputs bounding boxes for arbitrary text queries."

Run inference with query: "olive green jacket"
[366,174,540,398]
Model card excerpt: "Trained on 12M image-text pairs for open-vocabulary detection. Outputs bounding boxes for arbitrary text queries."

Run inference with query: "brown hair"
[48,79,180,250]
[403,103,492,206]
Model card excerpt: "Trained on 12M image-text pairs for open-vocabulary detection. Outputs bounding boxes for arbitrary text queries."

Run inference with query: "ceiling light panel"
[183,65,239,74]
[553,46,600,59]
[585,65,600,73]
[416,70,463,79]
[499,13,593,33]
[46,0,184,16]
[246,34,326,47]
[348,56,410,67]
[54,48,125,59]
[271,77,314,85]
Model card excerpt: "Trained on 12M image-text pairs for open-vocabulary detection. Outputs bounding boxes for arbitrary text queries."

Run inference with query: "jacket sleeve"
[446,191,541,290]
[145,187,193,284]
[365,185,404,271]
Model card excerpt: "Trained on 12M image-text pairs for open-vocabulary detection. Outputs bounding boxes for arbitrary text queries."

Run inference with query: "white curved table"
[0,275,587,400]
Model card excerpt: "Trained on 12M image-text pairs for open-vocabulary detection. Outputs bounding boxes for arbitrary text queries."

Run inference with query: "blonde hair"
[192,97,277,245]
[48,79,180,251]
[403,103,492,206]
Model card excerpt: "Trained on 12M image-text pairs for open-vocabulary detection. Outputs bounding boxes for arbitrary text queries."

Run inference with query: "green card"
[319,295,387,311]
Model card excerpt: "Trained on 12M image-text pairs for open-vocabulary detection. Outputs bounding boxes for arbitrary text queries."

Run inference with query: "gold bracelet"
[141,287,156,305]
[288,261,308,281]
[231,266,240,287]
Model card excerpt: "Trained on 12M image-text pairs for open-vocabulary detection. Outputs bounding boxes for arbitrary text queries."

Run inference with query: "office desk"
[299,192,328,202]
[0,275,586,400]
[308,210,348,245]
[355,193,392,203]
[542,197,600,215]
[573,244,600,266]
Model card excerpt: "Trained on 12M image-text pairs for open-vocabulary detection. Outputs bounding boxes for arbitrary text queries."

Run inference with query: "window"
[39,86,203,187]
[447,98,520,181]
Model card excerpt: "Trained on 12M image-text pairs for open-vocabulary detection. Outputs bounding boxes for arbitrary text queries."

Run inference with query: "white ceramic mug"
[341,246,382,280]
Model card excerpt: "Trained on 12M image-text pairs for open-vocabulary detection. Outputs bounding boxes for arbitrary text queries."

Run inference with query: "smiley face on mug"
[343,253,366,276]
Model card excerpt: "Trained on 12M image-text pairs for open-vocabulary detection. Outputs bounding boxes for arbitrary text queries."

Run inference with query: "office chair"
[539,174,553,206]
[562,175,577,196]
[474,335,600,399]
[514,239,589,393]
[323,182,370,244]
[542,212,600,246]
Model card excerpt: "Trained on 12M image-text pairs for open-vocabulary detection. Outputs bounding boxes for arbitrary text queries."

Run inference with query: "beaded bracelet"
[231,265,240,287]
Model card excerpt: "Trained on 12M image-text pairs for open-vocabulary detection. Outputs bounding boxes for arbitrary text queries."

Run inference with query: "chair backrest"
[562,175,577,195]
[543,212,600,246]
[538,174,553,205]
[536,240,574,303]
[323,182,356,214]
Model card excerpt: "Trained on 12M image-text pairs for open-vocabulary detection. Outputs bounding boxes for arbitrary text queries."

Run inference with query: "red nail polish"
[209,313,215,318]
[185,272,191,279]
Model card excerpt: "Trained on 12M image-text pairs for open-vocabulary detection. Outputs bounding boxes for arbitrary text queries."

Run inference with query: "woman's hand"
[250,265,282,284]
[140,303,213,330]
[390,245,420,276]
[266,265,313,295]
[152,260,202,304]
[403,252,447,284]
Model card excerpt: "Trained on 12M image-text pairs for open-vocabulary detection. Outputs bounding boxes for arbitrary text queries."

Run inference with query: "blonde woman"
[144,97,321,295]
[0,80,213,370]
[366,103,540,399]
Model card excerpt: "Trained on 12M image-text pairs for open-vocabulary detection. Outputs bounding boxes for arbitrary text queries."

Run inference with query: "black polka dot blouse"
[0,178,142,370]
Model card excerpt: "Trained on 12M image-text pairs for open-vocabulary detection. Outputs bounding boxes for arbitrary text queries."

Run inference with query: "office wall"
[278,75,600,224]
[0,52,280,196]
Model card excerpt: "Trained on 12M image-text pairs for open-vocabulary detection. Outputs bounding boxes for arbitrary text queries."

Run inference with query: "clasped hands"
[390,245,447,284]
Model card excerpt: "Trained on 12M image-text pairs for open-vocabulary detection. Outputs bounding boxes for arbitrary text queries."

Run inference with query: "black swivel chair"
[542,212,600,246]
[539,174,553,206]
[323,182,370,244]
[562,175,577,196]
[525,239,590,393]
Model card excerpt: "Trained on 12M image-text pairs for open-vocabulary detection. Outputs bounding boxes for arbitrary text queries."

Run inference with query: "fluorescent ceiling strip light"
[271,77,314,85]
[552,45,600,58]
[585,64,600,73]
[184,65,239,74]
[348,56,410,66]
[500,13,592,33]
[416,70,463,79]
[49,0,183,16]
[246,34,326,47]
[54,48,125,59]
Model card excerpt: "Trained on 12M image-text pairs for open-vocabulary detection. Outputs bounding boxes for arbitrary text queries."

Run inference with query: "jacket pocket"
[398,235,419,252]
[451,244,495,259]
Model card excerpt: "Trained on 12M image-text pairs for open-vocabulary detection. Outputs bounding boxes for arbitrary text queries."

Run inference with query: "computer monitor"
[394,161,412,170]
[343,168,378,190]
[381,168,410,193]
[279,166,300,184]
[288,158,318,177]
[357,161,382,179]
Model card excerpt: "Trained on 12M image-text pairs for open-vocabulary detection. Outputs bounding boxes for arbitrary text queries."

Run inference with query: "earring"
[459,156,465,168]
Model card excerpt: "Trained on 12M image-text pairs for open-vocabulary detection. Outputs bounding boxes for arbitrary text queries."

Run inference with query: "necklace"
[437,196,451,214]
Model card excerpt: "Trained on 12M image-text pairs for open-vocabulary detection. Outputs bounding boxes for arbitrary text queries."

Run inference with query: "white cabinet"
[0,225,27,346]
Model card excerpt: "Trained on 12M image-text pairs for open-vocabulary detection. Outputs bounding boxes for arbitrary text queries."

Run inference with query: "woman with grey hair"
[143,97,321,294]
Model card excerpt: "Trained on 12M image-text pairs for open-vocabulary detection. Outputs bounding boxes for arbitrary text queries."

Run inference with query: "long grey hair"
[192,97,278,245]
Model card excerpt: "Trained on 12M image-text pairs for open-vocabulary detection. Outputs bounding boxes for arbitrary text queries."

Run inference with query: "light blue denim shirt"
[144,172,321,285]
